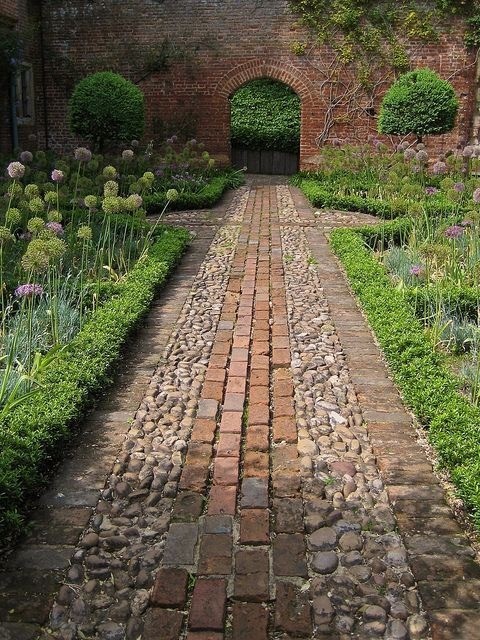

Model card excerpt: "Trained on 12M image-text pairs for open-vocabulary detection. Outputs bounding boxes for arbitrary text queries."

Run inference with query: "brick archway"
[214,59,318,169]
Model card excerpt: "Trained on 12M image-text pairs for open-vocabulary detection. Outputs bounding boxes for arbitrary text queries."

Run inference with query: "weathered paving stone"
[274,581,313,637]
[162,523,199,565]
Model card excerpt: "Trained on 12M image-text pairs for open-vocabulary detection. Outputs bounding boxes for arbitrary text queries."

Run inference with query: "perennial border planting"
[0,225,191,542]
[330,222,480,528]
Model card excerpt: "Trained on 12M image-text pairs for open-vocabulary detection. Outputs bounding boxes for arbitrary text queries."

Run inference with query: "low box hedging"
[0,226,190,542]
[145,172,244,213]
[296,177,468,221]
[330,225,480,527]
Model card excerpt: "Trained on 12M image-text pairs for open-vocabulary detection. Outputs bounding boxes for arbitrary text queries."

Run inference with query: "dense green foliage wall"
[230,79,301,153]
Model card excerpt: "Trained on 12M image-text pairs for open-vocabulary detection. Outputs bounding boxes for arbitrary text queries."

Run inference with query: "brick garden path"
[1,180,480,640]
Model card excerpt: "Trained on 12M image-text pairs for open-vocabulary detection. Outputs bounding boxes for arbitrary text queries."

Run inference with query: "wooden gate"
[231,147,299,175]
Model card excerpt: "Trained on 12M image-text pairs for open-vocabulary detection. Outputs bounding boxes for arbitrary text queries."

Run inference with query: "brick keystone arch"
[215,59,315,102]
[214,58,319,169]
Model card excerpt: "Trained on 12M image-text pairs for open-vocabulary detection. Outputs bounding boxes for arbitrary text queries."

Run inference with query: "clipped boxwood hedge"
[230,78,300,153]
[0,226,190,542]
[330,224,480,527]
[296,177,468,220]
[145,172,245,213]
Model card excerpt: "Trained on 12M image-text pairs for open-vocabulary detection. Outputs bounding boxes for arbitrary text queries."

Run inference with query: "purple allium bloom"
[19,151,33,163]
[74,147,92,162]
[432,161,447,175]
[425,187,438,196]
[45,221,64,236]
[463,145,474,158]
[19,231,32,241]
[331,138,342,147]
[473,188,480,204]
[7,161,25,179]
[51,169,64,183]
[404,148,416,161]
[409,265,423,276]
[461,220,473,227]
[454,182,465,193]
[15,283,43,298]
[122,149,134,160]
[444,225,464,239]
[416,150,429,163]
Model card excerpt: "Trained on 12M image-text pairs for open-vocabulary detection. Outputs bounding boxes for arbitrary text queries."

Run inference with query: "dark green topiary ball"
[378,69,459,139]
[69,71,145,150]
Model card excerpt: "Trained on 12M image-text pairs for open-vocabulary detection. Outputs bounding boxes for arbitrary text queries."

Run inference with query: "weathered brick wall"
[0,0,46,156]
[40,0,477,166]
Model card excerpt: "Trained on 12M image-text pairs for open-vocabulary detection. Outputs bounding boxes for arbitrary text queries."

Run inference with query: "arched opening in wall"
[229,78,301,175]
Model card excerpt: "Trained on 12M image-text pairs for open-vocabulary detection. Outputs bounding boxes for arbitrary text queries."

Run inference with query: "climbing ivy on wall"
[288,0,480,71]
[287,0,479,145]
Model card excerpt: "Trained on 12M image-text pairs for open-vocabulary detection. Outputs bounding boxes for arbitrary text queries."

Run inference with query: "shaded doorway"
[230,78,300,175]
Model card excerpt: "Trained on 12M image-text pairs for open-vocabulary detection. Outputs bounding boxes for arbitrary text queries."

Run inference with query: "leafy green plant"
[230,79,300,153]
[69,71,145,151]
[378,69,459,141]
[330,224,480,528]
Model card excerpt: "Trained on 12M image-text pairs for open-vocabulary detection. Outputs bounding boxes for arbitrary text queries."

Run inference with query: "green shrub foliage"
[378,69,458,139]
[69,71,145,150]
[330,225,480,527]
[230,79,301,153]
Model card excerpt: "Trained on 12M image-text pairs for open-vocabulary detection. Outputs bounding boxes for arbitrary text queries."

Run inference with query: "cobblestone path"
[1,182,479,640]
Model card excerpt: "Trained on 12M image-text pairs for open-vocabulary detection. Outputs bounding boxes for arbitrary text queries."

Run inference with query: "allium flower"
[416,150,429,163]
[84,195,98,209]
[29,197,45,214]
[102,196,122,214]
[27,217,45,234]
[103,165,117,179]
[77,225,92,241]
[104,180,119,197]
[461,220,473,227]
[473,188,480,204]
[142,171,155,183]
[7,162,25,179]
[45,222,64,236]
[47,209,62,223]
[125,194,143,210]
[425,187,438,196]
[44,191,58,205]
[409,265,423,277]
[166,188,179,202]
[444,225,464,239]
[74,147,92,162]
[15,283,43,298]
[19,151,33,163]
[454,182,465,193]
[416,143,426,151]
[404,148,416,161]
[130,139,139,148]
[0,226,13,243]
[474,146,480,158]
[51,169,64,183]
[432,161,447,175]
[463,145,474,158]
[122,149,134,160]
[24,184,40,200]
[187,138,195,145]
[5,207,21,226]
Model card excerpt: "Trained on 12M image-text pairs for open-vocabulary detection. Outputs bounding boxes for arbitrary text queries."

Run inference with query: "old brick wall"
[41,0,477,166]
[0,0,46,156]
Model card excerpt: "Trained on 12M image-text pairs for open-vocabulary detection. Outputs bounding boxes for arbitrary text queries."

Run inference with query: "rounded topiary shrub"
[378,69,459,141]
[230,79,301,152]
[69,71,145,150]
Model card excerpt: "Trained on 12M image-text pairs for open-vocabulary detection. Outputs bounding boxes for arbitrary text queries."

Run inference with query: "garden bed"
[0,224,190,542]
[330,221,480,528]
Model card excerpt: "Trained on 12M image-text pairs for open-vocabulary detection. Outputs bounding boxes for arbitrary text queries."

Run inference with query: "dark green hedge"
[145,172,245,213]
[330,225,480,528]
[0,226,190,543]
[230,79,300,153]
[297,177,468,220]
